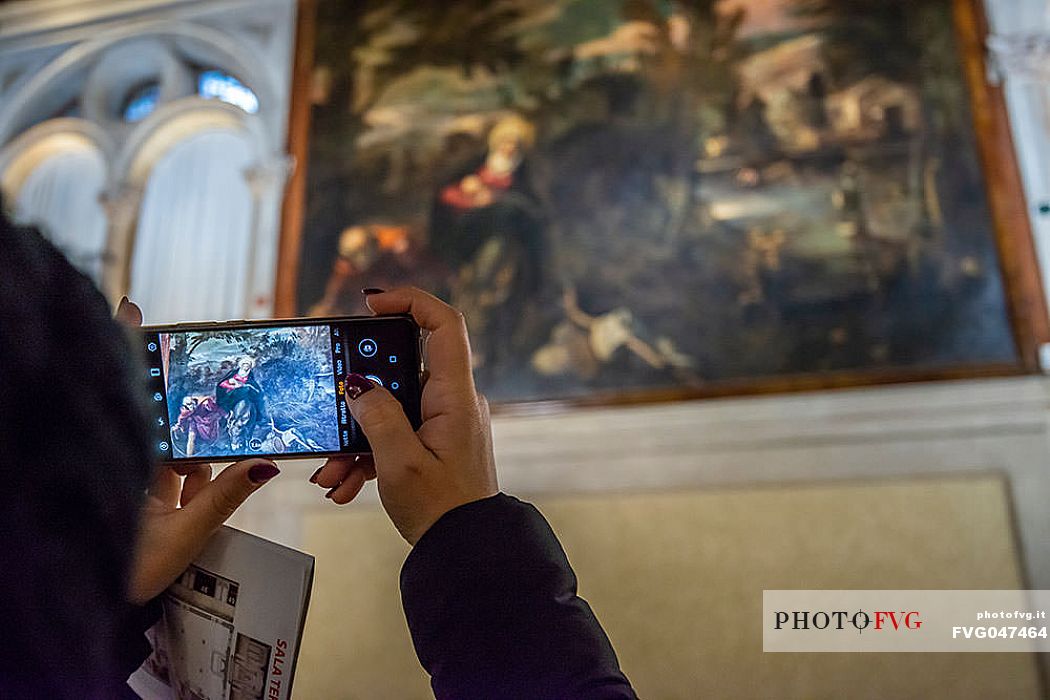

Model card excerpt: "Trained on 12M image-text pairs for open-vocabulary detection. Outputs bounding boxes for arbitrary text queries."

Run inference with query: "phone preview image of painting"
[297,0,1019,404]
[159,326,340,459]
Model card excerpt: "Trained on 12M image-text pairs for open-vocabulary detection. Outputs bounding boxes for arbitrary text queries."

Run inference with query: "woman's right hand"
[311,288,499,544]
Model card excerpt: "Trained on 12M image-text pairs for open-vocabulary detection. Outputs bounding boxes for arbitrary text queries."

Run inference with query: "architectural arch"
[0,119,113,282]
[0,20,281,147]
[103,97,279,321]
[0,1,296,320]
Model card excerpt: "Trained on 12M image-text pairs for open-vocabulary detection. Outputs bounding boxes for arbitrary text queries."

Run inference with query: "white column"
[985,0,1050,325]
[100,183,144,304]
[242,155,293,319]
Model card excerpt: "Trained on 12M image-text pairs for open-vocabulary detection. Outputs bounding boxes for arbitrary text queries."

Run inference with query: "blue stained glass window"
[198,70,259,114]
[124,84,160,122]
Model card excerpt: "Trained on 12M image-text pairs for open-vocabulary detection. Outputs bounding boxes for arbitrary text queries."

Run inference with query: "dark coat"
[0,209,157,698]
[401,494,638,699]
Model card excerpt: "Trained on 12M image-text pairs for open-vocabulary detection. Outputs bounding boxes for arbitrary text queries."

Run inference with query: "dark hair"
[0,208,154,696]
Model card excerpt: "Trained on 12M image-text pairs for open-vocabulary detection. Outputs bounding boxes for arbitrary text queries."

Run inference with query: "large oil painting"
[292,0,1023,404]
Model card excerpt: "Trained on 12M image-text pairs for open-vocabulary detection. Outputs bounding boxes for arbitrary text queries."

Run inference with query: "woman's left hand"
[129,459,279,604]
[116,297,280,604]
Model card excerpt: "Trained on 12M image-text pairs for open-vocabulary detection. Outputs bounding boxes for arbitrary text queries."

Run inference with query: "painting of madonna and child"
[159,327,339,459]
[297,0,1020,405]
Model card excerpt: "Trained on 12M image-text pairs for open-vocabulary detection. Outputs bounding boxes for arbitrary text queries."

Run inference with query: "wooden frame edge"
[274,0,316,318]
[489,362,1026,416]
[955,0,1050,370]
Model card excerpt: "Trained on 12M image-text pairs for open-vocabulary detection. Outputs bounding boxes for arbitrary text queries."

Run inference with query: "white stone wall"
[235,376,1050,592]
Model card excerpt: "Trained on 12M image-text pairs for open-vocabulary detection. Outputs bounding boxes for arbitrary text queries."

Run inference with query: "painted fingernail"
[362,287,385,295]
[325,487,336,500]
[346,373,375,400]
[248,462,280,484]
[309,466,323,484]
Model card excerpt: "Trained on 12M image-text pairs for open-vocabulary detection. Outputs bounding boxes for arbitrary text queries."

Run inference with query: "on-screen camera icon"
[359,339,378,358]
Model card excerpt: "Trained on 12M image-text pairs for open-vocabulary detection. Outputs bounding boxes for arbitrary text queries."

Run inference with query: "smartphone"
[139,315,423,463]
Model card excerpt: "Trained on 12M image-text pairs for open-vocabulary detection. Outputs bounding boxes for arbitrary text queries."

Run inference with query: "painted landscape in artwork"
[299,0,1017,403]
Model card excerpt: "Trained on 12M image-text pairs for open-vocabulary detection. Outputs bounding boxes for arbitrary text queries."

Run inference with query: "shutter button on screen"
[358,338,378,357]
[365,374,383,387]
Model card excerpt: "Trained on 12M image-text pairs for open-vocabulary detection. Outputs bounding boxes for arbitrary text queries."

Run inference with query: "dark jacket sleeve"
[400,493,637,699]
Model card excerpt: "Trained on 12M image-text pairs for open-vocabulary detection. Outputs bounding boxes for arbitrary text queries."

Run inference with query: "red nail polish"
[345,373,375,400]
[361,287,385,295]
[248,462,280,484]
[309,466,323,484]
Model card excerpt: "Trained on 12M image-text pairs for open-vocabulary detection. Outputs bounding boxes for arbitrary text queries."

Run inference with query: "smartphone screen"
[139,316,422,462]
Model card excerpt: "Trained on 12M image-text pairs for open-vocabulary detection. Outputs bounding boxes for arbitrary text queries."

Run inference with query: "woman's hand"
[129,459,279,604]
[311,288,498,544]
[115,297,280,604]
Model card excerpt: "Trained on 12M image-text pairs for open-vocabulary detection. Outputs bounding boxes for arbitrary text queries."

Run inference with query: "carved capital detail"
[988,33,1050,83]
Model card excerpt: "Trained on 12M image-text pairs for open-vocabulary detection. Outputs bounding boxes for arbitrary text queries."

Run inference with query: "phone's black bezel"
[141,314,424,463]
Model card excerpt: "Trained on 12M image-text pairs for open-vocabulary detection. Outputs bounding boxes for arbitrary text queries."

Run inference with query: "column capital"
[987,33,1050,84]
[243,154,294,197]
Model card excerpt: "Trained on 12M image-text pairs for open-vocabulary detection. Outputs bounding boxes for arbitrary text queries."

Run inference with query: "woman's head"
[486,114,535,172]
[238,356,256,374]
[487,114,536,154]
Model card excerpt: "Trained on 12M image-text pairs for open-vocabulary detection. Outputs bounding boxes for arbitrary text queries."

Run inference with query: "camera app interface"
[141,320,419,461]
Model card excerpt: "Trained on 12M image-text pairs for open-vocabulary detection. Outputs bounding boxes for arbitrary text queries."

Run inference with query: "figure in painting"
[171,396,225,457]
[309,224,414,316]
[215,356,267,450]
[531,287,698,385]
[438,115,535,212]
[431,114,546,375]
